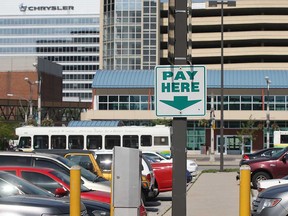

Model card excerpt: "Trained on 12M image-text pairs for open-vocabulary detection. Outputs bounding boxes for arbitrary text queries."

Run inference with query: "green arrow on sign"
[160,96,201,111]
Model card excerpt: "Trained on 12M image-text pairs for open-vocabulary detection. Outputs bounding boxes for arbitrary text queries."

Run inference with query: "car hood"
[81,190,111,204]
[259,183,288,198]
[240,157,271,165]
[151,162,172,169]
[0,195,85,213]
[83,180,111,193]
[258,179,288,189]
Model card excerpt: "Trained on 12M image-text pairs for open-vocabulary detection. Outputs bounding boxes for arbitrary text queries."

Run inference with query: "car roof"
[32,149,95,157]
[0,151,60,159]
[0,166,54,172]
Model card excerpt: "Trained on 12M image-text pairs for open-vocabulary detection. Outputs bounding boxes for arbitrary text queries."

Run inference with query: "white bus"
[273,130,288,148]
[15,125,172,152]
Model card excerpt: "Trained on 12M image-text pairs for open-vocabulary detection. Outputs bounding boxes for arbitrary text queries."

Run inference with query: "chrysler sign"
[19,3,74,12]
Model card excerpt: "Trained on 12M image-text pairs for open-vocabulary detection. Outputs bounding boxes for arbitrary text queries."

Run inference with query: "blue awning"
[68,120,124,127]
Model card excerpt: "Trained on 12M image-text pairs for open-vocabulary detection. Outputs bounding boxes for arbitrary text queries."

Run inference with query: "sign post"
[155,65,206,216]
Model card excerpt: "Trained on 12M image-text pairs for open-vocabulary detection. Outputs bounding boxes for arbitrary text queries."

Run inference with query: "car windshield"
[270,148,288,159]
[57,156,106,183]
[51,170,90,192]
[282,175,288,180]
[0,171,53,197]
[157,152,171,160]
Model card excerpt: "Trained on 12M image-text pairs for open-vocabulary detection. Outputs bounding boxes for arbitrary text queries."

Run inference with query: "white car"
[142,150,198,176]
[257,175,288,192]
[93,150,157,197]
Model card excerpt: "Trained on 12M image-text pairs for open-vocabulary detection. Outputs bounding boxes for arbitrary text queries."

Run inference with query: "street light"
[210,95,215,162]
[209,0,236,171]
[24,77,38,122]
[265,76,271,148]
[7,93,29,124]
[33,62,42,127]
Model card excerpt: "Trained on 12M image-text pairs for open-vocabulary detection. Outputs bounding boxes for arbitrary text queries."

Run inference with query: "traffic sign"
[155,65,206,117]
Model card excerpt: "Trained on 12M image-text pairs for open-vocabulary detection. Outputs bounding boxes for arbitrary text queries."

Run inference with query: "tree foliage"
[0,119,18,150]
[236,115,262,143]
[151,118,172,126]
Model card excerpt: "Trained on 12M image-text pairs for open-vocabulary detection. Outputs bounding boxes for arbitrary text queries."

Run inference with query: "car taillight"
[242,154,249,160]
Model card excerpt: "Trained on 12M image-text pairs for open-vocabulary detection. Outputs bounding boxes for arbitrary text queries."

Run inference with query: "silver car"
[252,183,288,216]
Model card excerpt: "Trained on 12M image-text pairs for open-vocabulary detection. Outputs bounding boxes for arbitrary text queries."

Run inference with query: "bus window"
[18,137,31,148]
[105,135,120,149]
[51,135,66,149]
[33,135,48,149]
[68,135,84,149]
[87,135,102,150]
[123,135,139,148]
[280,135,288,144]
[154,136,169,146]
[141,135,152,147]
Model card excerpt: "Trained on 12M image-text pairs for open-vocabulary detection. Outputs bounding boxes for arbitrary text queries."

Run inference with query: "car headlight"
[257,198,281,213]
[92,210,110,216]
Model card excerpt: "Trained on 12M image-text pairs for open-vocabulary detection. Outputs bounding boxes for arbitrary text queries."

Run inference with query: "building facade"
[100,0,159,70]
[0,0,100,102]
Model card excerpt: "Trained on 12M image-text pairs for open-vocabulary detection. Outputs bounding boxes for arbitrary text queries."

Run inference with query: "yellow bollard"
[70,165,81,216]
[239,165,251,216]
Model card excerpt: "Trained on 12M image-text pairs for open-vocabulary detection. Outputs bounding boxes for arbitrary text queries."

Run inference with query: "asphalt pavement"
[147,154,243,216]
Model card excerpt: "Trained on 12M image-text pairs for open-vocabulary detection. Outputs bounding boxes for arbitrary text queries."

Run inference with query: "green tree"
[151,118,172,126]
[236,115,262,144]
[0,120,18,150]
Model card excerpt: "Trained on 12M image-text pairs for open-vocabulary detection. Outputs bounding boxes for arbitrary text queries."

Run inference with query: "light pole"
[24,77,38,122]
[209,0,236,171]
[210,96,215,162]
[33,62,42,126]
[7,93,29,124]
[265,76,271,148]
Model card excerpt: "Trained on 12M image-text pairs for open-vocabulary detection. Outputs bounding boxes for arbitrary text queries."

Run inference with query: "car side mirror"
[55,187,69,197]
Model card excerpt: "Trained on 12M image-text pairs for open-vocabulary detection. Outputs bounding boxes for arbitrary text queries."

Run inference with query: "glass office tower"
[102,0,159,70]
[0,0,100,102]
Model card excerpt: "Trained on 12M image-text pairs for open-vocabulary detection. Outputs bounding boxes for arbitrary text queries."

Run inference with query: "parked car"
[142,150,198,176]
[0,151,111,193]
[0,166,111,204]
[257,175,288,192]
[94,150,157,202]
[240,147,283,165]
[142,155,173,196]
[34,149,110,180]
[0,171,90,215]
[252,183,288,216]
[0,195,88,216]
[240,147,288,188]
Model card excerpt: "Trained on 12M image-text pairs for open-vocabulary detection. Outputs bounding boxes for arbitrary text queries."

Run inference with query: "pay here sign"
[155,65,206,117]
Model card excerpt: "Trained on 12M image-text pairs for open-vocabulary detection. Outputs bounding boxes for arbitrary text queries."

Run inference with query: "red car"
[151,162,173,194]
[0,166,111,204]
[0,166,147,216]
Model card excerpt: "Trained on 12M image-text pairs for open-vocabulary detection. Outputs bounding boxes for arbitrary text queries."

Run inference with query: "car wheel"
[252,171,270,189]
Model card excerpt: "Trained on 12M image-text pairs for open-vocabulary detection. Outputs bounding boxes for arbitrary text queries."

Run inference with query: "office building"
[0,0,100,102]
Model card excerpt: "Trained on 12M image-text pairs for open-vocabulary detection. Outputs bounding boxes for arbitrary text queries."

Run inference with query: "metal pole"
[220,0,224,172]
[265,76,271,148]
[171,1,187,216]
[37,77,42,126]
[28,83,33,120]
[210,96,215,162]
